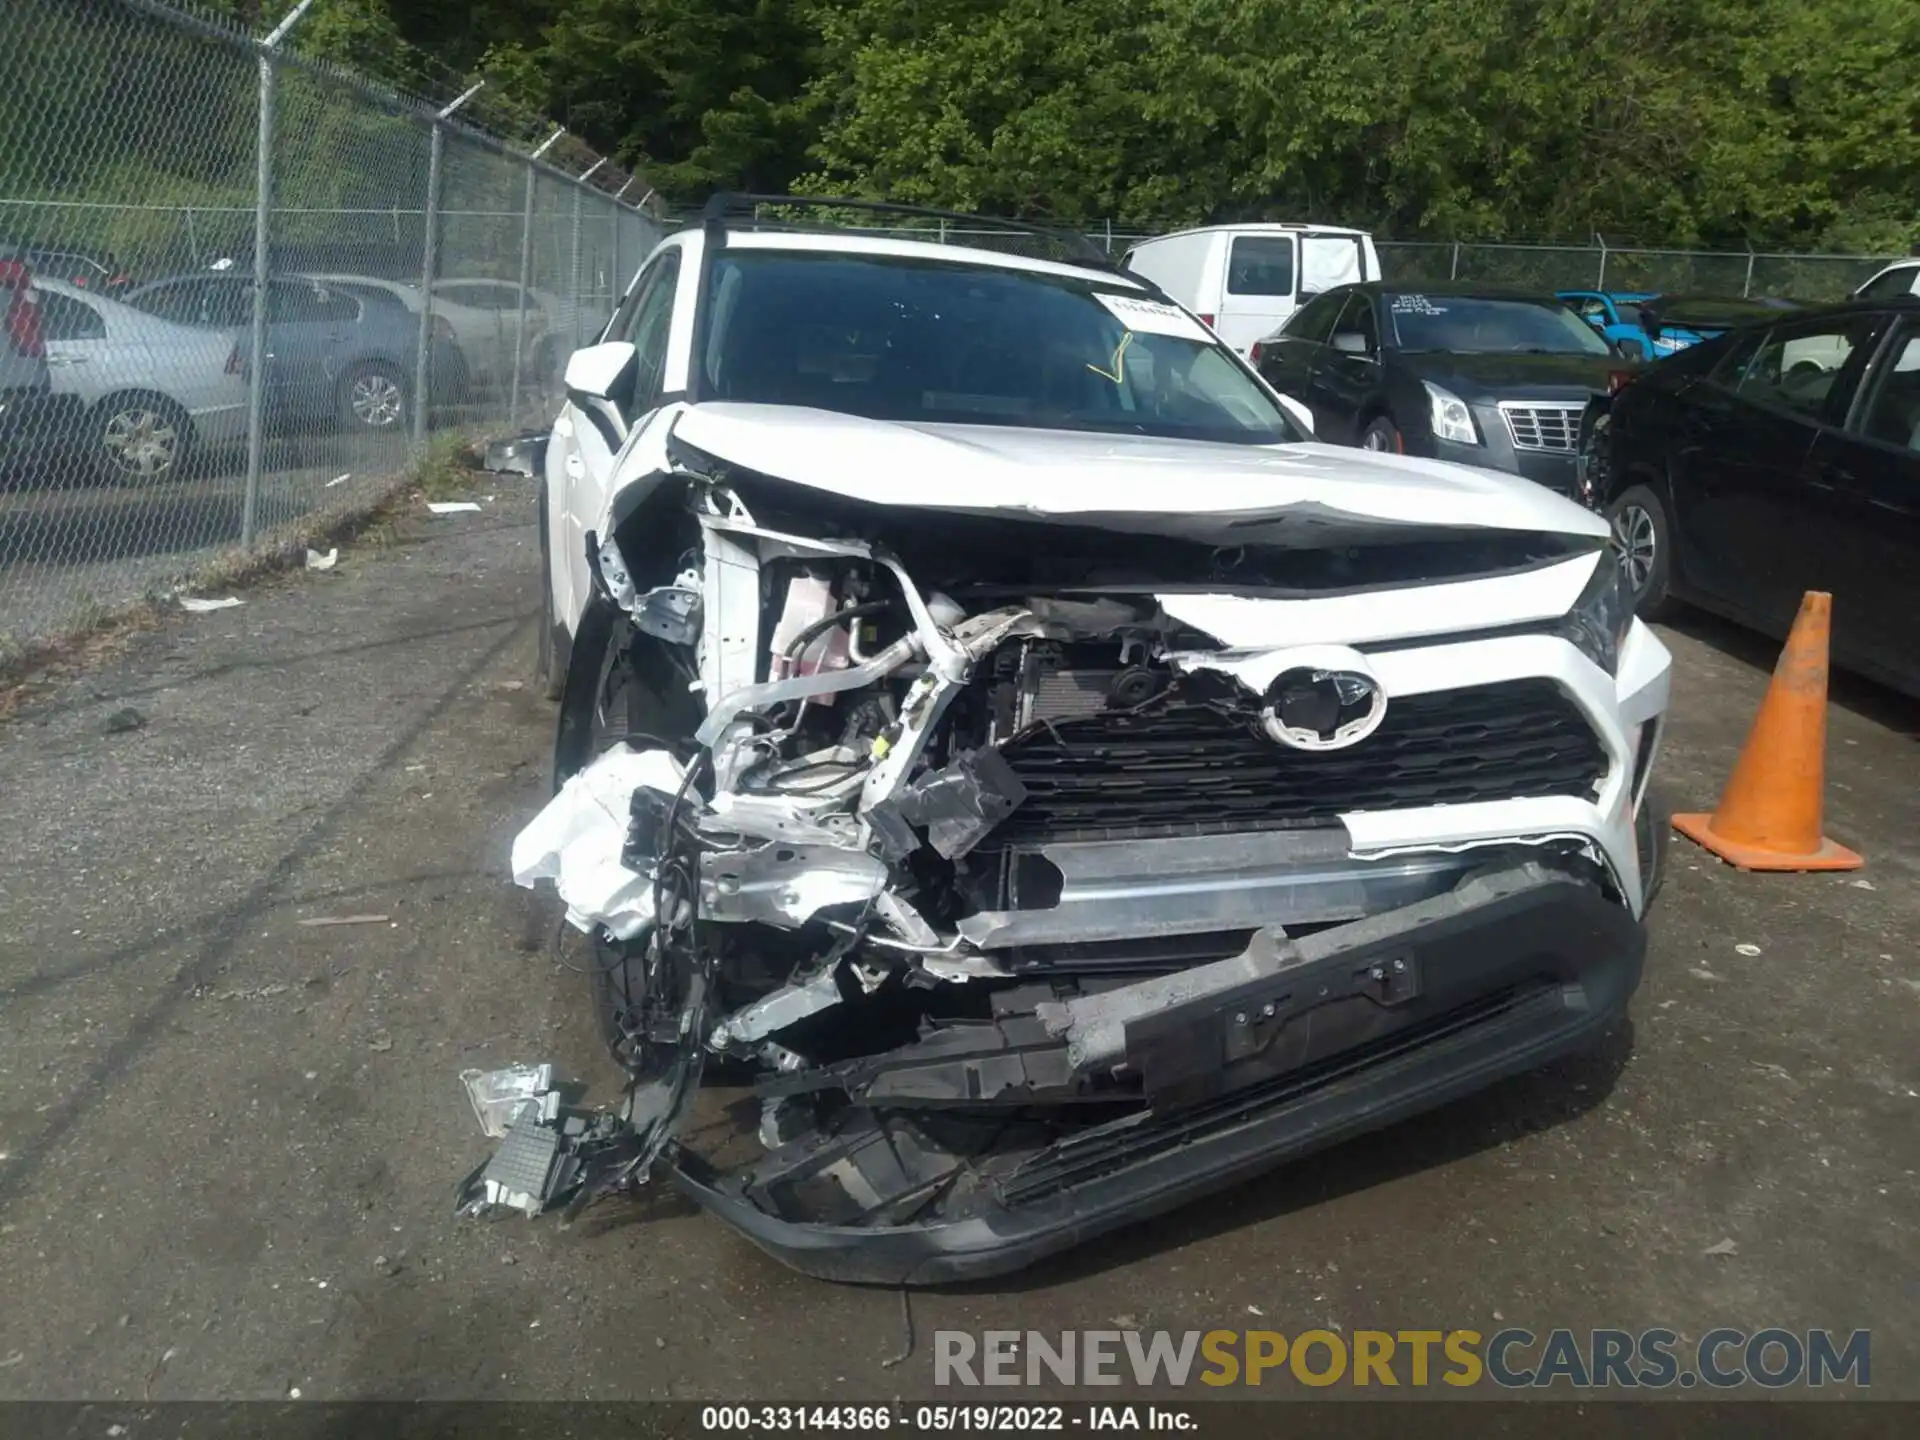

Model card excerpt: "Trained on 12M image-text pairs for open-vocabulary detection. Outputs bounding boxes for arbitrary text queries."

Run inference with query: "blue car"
[122,272,467,434]
[1558,290,1800,360]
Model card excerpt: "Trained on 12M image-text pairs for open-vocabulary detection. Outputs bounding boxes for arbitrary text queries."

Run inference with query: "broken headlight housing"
[1556,548,1636,675]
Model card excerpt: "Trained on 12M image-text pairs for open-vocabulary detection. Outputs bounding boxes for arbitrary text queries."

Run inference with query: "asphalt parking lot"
[0,475,1914,1402]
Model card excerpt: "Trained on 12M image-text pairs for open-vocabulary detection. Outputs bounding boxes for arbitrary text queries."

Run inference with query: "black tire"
[1359,415,1402,453]
[336,361,408,432]
[535,483,564,701]
[93,392,193,485]
[1607,482,1675,619]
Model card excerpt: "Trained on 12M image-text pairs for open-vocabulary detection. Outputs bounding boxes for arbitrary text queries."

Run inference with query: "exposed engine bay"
[470,440,1662,1284]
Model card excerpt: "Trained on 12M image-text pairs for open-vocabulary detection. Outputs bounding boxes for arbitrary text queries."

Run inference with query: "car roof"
[1349,281,1566,303]
[1555,289,1658,302]
[1134,222,1371,243]
[717,230,1151,289]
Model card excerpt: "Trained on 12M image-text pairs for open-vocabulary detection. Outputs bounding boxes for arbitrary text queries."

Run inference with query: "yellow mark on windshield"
[1087,330,1133,384]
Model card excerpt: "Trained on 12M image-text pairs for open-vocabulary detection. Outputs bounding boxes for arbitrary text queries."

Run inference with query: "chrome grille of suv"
[1499,402,1582,453]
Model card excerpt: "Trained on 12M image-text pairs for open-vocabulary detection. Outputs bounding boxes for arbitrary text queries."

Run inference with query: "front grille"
[1499,402,1582,452]
[991,679,1606,844]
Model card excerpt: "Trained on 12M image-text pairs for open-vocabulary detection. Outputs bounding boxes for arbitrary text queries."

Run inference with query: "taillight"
[1249,341,1265,365]
[1608,370,1634,394]
[1197,313,1215,328]
[226,342,243,375]
[1,260,45,359]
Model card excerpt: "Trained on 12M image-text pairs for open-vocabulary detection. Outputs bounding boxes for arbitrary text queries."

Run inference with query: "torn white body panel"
[510,745,685,940]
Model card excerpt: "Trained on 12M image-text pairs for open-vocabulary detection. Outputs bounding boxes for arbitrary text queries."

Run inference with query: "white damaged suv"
[484,197,1671,1283]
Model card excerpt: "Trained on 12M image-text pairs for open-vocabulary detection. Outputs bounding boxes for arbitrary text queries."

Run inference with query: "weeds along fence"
[0,0,663,660]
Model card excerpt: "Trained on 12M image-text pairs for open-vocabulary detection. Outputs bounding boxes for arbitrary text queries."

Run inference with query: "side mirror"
[483,432,548,476]
[564,341,637,448]
[564,341,637,403]
[1275,393,1315,436]
[1330,331,1372,356]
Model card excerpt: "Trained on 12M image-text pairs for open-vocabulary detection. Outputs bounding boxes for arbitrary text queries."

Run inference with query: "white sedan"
[36,278,247,482]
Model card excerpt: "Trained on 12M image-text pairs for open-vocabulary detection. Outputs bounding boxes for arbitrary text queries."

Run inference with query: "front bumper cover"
[671,864,1645,1285]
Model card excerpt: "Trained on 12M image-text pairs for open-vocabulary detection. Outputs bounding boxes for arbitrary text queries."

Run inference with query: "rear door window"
[270,282,355,324]
[1733,319,1877,423]
[1329,291,1378,354]
[38,290,106,342]
[1856,265,1920,301]
[1852,325,1920,452]
[1282,289,1345,343]
[134,280,219,326]
[198,280,253,328]
[1225,236,1295,297]
[440,280,519,309]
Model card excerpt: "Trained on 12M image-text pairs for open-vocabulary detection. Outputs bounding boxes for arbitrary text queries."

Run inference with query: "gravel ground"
[0,477,1914,1403]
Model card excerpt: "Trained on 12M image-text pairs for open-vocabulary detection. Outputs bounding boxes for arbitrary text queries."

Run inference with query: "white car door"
[36,286,115,409]
[1213,234,1299,356]
[551,242,686,631]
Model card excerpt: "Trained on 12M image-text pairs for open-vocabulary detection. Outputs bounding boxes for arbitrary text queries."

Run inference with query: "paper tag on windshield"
[1095,292,1214,343]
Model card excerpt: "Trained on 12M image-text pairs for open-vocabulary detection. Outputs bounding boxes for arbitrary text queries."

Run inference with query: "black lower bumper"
[672,871,1645,1285]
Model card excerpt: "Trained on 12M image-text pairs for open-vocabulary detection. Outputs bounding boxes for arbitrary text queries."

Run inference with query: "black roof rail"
[696,192,1116,269]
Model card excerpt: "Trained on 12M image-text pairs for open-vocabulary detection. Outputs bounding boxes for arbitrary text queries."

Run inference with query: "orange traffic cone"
[1671,590,1863,872]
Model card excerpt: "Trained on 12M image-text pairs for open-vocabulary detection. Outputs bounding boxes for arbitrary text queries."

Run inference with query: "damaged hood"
[670,403,1609,545]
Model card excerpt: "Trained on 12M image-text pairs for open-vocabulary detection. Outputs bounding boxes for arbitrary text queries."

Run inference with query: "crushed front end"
[485,428,1671,1284]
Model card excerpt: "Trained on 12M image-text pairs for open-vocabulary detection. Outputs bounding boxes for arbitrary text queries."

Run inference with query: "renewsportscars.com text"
[934,1328,1870,1390]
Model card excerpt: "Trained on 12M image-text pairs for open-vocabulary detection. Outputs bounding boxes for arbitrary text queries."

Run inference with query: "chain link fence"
[1370,240,1900,301]
[1037,229,1904,300]
[0,0,662,663]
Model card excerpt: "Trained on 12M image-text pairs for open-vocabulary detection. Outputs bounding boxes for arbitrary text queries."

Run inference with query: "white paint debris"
[324,473,351,488]
[426,501,482,514]
[511,745,687,940]
[1703,1237,1738,1257]
[1850,878,1876,890]
[305,548,339,571]
[180,595,243,612]
[1734,943,1762,957]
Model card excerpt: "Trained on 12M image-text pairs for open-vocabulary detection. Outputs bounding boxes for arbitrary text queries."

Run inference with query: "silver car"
[36,277,248,482]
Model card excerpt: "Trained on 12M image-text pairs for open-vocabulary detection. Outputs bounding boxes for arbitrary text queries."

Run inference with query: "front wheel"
[1607,482,1674,619]
[337,362,408,432]
[1360,415,1402,453]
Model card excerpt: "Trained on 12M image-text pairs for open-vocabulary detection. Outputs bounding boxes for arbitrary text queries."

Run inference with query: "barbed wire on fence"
[0,0,662,661]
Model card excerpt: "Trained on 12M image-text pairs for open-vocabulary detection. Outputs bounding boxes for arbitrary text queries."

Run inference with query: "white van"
[1120,223,1382,357]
